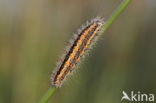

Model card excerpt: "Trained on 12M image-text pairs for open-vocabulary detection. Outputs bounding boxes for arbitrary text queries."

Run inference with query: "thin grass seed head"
[51,17,104,87]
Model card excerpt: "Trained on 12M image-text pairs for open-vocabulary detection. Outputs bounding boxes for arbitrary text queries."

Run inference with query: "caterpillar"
[51,17,104,87]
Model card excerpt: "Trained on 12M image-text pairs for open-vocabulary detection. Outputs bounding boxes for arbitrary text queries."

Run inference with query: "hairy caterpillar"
[51,17,104,87]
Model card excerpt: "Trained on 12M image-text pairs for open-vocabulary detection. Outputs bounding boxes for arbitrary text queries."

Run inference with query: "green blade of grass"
[103,0,131,31]
[38,0,131,103]
[39,86,56,103]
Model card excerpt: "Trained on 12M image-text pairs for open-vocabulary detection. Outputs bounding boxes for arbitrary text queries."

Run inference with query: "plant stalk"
[39,0,131,103]
[39,86,56,103]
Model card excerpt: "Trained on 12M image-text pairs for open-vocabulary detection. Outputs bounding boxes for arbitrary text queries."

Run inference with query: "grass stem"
[38,0,131,103]
[39,86,56,103]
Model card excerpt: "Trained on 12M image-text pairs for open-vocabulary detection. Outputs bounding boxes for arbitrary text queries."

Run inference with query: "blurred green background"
[0,0,156,103]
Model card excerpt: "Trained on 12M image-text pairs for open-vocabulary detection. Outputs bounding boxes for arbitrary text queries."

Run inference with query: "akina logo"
[121,91,155,102]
